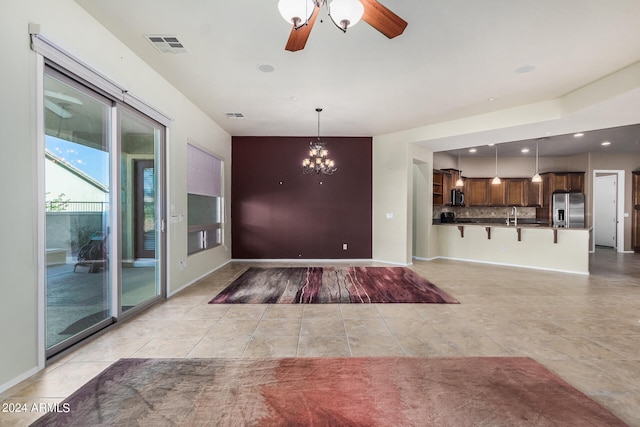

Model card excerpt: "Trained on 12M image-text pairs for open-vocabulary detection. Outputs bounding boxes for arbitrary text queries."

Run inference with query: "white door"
[594,175,617,248]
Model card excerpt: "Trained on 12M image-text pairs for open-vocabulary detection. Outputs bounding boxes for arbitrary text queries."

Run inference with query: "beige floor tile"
[339,304,383,319]
[206,319,260,337]
[348,335,405,357]
[243,336,299,358]
[254,318,301,337]
[187,336,251,358]
[263,305,304,320]
[221,304,268,320]
[297,335,350,357]
[343,317,391,337]
[132,337,202,358]
[300,316,345,337]
[9,362,112,398]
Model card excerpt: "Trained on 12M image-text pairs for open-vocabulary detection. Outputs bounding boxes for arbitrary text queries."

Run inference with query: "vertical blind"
[187,143,222,197]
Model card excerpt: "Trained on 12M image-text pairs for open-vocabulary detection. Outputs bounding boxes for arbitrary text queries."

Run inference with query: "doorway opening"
[592,170,625,253]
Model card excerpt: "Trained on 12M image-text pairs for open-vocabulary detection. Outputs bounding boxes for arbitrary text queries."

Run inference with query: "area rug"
[209,266,458,304]
[30,357,626,426]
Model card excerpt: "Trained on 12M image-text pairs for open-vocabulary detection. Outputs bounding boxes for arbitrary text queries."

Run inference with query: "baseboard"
[412,256,439,261]
[0,365,39,395]
[433,256,590,275]
[168,259,232,297]
[231,258,415,267]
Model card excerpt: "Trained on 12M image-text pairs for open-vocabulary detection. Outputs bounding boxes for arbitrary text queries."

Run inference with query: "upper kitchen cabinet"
[543,172,585,195]
[526,180,543,207]
[505,179,526,206]
[466,178,488,206]
[433,170,445,205]
[487,180,505,206]
[433,169,454,205]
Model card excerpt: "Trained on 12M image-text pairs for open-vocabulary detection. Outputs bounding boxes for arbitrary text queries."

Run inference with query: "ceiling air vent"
[225,113,245,120]
[145,35,189,54]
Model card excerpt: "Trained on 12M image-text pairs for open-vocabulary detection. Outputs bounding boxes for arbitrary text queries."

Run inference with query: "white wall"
[0,0,231,391]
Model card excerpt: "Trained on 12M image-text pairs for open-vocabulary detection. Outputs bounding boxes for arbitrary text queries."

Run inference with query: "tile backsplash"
[433,205,537,220]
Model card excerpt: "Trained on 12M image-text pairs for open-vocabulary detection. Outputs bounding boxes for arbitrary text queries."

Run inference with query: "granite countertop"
[433,220,590,230]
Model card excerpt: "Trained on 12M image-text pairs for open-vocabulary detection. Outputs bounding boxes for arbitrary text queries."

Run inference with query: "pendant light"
[491,145,501,185]
[532,139,542,183]
[455,150,464,187]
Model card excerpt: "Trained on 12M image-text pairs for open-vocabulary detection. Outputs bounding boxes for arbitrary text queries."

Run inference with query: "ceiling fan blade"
[360,0,408,39]
[285,6,320,52]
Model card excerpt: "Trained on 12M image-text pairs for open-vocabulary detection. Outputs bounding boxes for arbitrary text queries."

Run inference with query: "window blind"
[187,143,222,197]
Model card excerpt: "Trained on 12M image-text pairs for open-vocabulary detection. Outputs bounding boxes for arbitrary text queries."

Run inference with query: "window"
[187,143,223,254]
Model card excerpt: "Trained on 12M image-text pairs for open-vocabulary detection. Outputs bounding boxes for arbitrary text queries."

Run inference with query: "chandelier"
[302,108,337,175]
[278,0,364,32]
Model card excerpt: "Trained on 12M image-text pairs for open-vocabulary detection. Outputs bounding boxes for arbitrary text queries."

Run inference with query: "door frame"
[592,169,625,253]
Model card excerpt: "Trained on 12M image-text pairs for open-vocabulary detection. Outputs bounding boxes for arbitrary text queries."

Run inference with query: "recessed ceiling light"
[257,64,275,73]
[574,133,584,137]
[488,97,495,102]
[601,141,611,146]
[515,65,535,74]
[469,148,477,153]
[521,148,530,153]
[487,143,495,146]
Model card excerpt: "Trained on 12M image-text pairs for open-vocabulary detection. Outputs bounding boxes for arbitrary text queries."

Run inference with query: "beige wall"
[0,0,231,391]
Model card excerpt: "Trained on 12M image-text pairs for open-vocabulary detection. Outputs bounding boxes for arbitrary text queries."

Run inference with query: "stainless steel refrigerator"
[552,192,585,228]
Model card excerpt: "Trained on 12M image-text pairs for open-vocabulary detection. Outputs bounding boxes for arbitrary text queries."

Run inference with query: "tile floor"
[1,249,639,426]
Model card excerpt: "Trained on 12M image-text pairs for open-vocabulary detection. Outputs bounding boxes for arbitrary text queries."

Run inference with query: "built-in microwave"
[451,189,465,206]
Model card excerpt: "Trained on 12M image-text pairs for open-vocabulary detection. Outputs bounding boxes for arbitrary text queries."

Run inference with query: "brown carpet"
[209,266,459,304]
[31,357,626,426]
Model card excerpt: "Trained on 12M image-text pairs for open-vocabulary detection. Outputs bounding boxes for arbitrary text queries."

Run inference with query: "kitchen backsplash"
[433,205,537,220]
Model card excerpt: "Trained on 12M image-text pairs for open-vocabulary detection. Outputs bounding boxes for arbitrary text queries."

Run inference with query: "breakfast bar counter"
[431,223,590,274]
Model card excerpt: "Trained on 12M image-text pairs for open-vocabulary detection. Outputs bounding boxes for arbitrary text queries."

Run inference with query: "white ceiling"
[74,0,640,155]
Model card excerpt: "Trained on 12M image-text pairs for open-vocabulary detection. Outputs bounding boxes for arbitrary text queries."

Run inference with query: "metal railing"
[46,201,109,212]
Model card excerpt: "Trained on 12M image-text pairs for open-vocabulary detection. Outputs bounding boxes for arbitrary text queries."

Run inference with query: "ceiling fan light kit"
[279,0,407,51]
[278,0,315,28]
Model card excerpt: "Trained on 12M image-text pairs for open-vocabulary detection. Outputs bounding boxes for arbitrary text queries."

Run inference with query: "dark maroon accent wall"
[232,136,372,259]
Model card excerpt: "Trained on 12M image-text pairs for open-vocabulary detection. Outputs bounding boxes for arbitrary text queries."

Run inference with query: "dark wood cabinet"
[433,169,454,205]
[488,180,505,206]
[466,178,488,206]
[633,171,640,252]
[433,170,445,205]
[538,171,585,222]
[505,179,526,206]
[526,180,542,207]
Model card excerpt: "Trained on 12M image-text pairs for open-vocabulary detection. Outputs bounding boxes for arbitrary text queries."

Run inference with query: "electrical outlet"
[179,259,187,270]
[342,243,348,250]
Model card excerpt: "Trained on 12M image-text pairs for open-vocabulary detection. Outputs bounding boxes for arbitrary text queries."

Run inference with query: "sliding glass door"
[43,66,166,357]
[44,70,114,353]
[119,108,164,312]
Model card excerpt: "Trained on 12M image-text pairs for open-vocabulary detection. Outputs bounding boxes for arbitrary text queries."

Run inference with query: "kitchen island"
[432,222,590,274]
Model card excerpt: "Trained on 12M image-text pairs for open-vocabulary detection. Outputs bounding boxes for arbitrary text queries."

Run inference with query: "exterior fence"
[46,201,108,212]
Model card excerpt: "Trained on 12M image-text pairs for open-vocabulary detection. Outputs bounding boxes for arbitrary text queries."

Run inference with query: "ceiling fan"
[278,0,408,52]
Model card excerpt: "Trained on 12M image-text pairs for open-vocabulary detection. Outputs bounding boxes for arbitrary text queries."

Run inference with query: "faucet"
[511,206,518,226]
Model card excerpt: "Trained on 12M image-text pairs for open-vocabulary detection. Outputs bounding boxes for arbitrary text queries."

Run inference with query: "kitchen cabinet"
[539,172,585,223]
[505,179,526,206]
[487,180,505,206]
[526,180,542,207]
[433,170,445,205]
[466,178,488,206]
[633,171,640,252]
[433,170,454,205]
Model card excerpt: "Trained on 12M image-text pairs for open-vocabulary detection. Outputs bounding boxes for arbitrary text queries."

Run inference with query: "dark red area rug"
[209,266,458,304]
[31,357,626,426]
